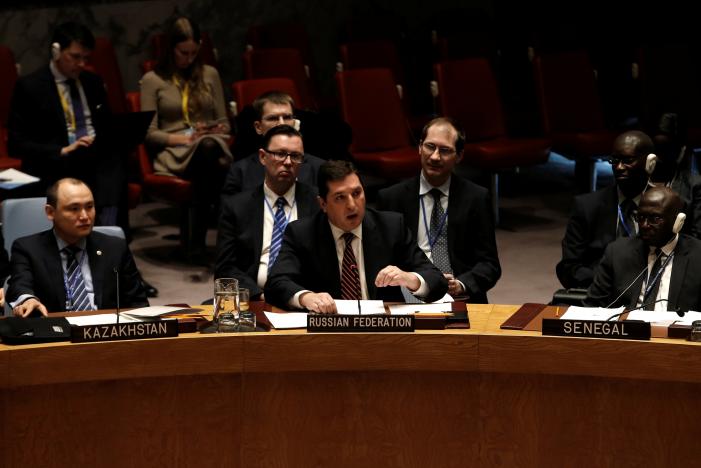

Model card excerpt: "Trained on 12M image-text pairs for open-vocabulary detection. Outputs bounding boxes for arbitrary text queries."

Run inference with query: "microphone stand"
[606,298,670,321]
[114,267,120,324]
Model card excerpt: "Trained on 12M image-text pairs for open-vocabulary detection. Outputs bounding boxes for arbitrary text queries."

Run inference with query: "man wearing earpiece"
[8,21,124,229]
[557,131,657,290]
[584,186,701,313]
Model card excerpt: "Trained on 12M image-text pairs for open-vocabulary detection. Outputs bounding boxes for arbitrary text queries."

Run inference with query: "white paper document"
[560,306,624,321]
[627,310,701,325]
[263,312,308,329]
[335,300,385,315]
[388,303,454,315]
[120,305,189,319]
[66,314,142,326]
[0,168,40,190]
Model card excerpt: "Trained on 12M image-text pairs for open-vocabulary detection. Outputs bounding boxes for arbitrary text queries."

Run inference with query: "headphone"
[673,212,686,234]
[51,42,61,61]
[645,153,658,175]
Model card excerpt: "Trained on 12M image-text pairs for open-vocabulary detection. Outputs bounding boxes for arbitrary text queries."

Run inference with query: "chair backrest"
[335,68,412,152]
[2,197,51,254]
[87,37,127,114]
[433,58,506,141]
[533,50,606,134]
[0,45,17,128]
[93,225,125,239]
[242,48,314,110]
[231,78,302,110]
[339,40,404,85]
[245,22,313,66]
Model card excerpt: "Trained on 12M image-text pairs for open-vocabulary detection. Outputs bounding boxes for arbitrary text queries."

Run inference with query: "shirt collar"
[617,183,655,205]
[53,230,87,252]
[419,171,451,197]
[329,221,363,243]
[263,181,296,208]
[49,60,69,83]
[650,233,679,257]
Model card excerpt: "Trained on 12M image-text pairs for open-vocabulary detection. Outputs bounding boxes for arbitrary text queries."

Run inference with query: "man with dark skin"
[556,130,655,289]
[584,186,701,313]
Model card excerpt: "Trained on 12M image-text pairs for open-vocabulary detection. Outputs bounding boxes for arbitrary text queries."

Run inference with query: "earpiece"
[673,212,686,234]
[292,119,301,131]
[51,42,61,61]
[645,153,658,175]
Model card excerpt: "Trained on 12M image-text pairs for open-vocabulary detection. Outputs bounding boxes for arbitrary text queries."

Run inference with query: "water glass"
[214,278,239,333]
[238,288,256,332]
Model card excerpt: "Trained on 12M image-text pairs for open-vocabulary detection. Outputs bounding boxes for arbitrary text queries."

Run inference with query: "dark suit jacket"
[264,208,448,308]
[221,152,325,196]
[376,175,500,303]
[215,182,320,297]
[7,230,148,312]
[557,185,619,289]
[584,234,701,313]
[7,65,122,205]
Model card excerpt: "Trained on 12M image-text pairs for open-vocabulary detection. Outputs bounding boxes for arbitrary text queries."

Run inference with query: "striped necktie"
[63,245,94,311]
[268,197,287,268]
[340,233,361,300]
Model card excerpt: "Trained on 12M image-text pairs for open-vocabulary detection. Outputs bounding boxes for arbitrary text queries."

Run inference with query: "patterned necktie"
[340,233,361,300]
[618,198,636,238]
[63,246,94,311]
[268,197,287,268]
[644,249,665,310]
[429,189,452,273]
[66,79,88,139]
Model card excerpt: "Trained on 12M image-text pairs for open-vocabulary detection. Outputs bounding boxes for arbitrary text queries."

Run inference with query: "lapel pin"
[96,250,102,256]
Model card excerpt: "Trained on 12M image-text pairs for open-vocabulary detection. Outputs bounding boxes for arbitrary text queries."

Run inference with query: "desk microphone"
[604,250,664,309]
[606,299,669,321]
[113,267,120,324]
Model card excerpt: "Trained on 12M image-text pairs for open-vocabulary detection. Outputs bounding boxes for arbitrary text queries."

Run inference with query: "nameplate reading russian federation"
[307,314,415,333]
[71,319,179,343]
[542,318,650,340]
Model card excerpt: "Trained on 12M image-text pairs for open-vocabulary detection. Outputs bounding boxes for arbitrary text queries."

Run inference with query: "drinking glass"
[237,288,256,332]
[214,278,239,333]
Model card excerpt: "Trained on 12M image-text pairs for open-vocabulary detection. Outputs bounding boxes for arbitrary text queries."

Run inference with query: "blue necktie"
[64,246,94,311]
[268,197,287,268]
[66,79,88,139]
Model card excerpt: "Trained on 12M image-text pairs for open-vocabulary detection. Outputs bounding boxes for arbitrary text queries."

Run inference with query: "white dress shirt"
[257,182,298,288]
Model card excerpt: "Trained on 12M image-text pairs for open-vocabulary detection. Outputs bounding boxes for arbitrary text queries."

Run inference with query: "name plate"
[71,319,179,343]
[542,318,650,341]
[307,314,415,333]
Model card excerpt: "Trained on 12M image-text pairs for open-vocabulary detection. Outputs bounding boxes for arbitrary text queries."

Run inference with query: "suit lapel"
[446,176,463,260]
[402,178,421,239]
[42,67,69,135]
[627,240,649,309]
[318,217,342,298]
[603,185,619,241]
[43,231,67,310]
[86,235,104,309]
[296,183,319,217]
[668,237,689,311]
[250,188,265,265]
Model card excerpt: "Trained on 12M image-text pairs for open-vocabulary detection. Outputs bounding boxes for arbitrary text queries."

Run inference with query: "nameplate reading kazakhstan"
[542,318,650,340]
[307,314,415,333]
[71,319,179,343]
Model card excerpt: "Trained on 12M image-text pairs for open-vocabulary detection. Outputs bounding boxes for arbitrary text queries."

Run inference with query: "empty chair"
[335,68,420,181]
[87,37,127,114]
[339,40,404,84]
[432,58,551,222]
[533,50,618,192]
[245,22,313,66]
[0,45,21,170]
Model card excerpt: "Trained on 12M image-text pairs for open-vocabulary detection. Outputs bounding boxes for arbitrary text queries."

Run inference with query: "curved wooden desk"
[1,304,700,467]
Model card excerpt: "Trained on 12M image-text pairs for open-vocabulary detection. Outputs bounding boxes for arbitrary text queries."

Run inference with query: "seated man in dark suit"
[265,160,448,313]
[557,130,656,289]
[377,117,500,302]
[222,91,325,195]
[8,178,148,317]
[215,125,319,299]
[584,186,701,313]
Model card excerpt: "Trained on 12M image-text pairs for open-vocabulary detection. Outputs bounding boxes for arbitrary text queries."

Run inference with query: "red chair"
[230,78,301,114]
[242,48,316,110]
[87,37,127,114]
[533,50,618,192]
[0,45,21,170]
[335,68,420,180]
[245,22,313,67]
[339,40,404,84]
[433,58,551,222]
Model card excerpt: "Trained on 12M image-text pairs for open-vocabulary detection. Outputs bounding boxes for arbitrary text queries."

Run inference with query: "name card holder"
[542,318,650,341]
[71,319,179,343]
[307,314,415,333]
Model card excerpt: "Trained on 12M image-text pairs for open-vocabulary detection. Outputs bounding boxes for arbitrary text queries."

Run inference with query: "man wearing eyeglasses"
[376,117,501,302]
[584,186,701,313]
[215,125,319,299]
[557,131,655,290]
[222,91,325,195]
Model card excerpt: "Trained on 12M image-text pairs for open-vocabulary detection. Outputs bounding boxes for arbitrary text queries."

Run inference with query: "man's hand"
[13,298,48,318]
[60,135,94,156]
[375,265,420,291]
[300,292,337,314]
[445,273,466,297]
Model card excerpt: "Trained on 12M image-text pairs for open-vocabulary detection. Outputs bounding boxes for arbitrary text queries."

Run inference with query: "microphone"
[604,249,664,309]
[113,267,120,324]
[606,298,669,321]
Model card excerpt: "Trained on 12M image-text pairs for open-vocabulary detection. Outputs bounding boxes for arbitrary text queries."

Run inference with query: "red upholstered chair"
[88,37,127,114]
[245,22,313,67]
[242,48,316,110]
[0,45,21,170]
[432,58,551,222]
[533,50,618,191]
[339,40,404,84]
[230,78,301,115]
[335,68,420,180]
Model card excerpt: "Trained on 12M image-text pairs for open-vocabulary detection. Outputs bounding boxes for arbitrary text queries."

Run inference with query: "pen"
[555,307,560,318]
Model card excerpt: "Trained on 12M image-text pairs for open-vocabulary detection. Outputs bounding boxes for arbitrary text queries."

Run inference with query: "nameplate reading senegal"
[542,318,650,340]
[307,314,415,333]
[71,319,179,343]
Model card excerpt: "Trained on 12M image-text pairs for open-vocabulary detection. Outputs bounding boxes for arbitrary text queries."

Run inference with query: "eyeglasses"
[421,141,456,158]
[633,213,664,225]
[263,149,304,164]
[608,156,638,166]
[261,113,295,123]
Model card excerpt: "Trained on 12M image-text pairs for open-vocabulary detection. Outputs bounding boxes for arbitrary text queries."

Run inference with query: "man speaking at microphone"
[584,186,701,313]
[7,178,148,317]
[265,161,448,313]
